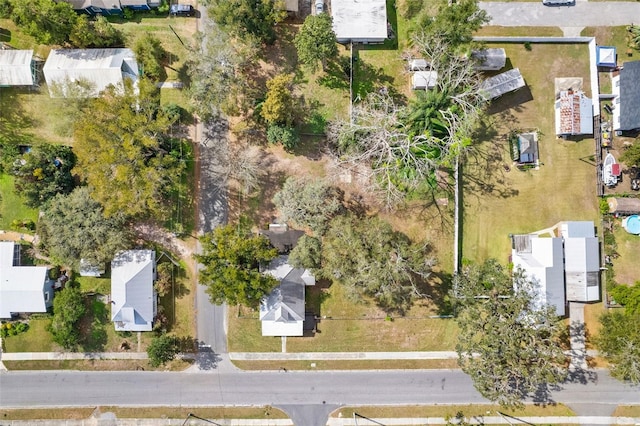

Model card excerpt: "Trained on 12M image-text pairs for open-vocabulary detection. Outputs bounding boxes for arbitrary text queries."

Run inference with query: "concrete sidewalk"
[229,352,459,361]
[0,352,148,361]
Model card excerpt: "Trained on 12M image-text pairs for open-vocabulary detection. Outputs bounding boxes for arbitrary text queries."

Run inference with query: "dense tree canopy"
[610,281,640,314]
[272,177,345,235]
[415,0,489,50]
[195,225,279,308]
[133,34,167,81]
[38,187,129,271]
[186,23,257,119]
[452,259,568,408]
[207,0,286,45]
[10,0,122,47]
[595,311,640,383]
[294,14,338,72]
[49,284,85,350]
[73,81,186,220]
[288,235,322,270]
[12,144,76,208]
[261,74,296,126]
[322,215,434,314]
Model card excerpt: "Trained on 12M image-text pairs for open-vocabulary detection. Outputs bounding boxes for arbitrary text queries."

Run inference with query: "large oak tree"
[38,187,129,271]
[73,81,185,220]
[452,259,568,408]
[195,225,279,308]
[294,14,338,72]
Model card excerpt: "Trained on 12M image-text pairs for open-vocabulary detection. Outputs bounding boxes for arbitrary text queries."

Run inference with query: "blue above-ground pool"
[623,215,640,235]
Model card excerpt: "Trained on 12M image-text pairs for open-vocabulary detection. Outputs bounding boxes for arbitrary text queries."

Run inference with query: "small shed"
[597,46,617,68]
[409,59,429,71]
[607,197,640,215]
[411,71,438,90]
[0,50,35,86]
[516,132,538,165]
[480,68,525,100]
[471,48,506,71]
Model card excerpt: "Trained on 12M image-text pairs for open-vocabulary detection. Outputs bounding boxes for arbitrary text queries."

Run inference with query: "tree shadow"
[194,343,224,370]
[317,56,350,91]
[352,50,404,103]
[80,297,109,352]
[0,88,37,146]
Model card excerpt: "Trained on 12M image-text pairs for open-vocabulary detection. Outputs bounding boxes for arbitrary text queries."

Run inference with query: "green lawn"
[228,282,458,353]
[111,15,196,82]
[333,404,576,419]
[612,219,640,286]
[476,26,564,37]
[462,43,598,263]
[3,317,56,352]
[0,174,39,232]
[76,276,111,294]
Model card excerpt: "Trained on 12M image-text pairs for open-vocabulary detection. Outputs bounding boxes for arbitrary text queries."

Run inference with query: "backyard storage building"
[43,48,139,97]
[471,48,506,71]
[607,197,640,215]
[331,0,387,43]
[554,90,593,136]
[0,50,35,86]
[480,68,525,100]
[596,46,617,68]
[411,71,438,90]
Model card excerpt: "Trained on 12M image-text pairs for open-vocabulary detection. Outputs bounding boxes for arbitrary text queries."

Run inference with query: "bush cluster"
[0,321,29,338]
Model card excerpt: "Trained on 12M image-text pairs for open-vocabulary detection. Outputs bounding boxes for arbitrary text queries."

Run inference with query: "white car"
[315,0,324,14]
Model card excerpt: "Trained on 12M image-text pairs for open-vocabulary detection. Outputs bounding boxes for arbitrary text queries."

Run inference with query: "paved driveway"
[480,2,640,27]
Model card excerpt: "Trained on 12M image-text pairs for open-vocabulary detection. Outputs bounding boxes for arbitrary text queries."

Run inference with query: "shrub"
[0,321,29,338]
[147,334,178,367]
[600,198,610,215]
[267,125,299,150]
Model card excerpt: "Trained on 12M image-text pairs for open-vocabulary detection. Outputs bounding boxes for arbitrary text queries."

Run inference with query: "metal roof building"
[0,242,53,319]
[111,250,156,332]
[559,221,600,303]
[0,50,35,86]
[471,48,506,71]
[480,68,525,100]
[612,61,640,132]
[331,0,387,43]
[43,48,139,97]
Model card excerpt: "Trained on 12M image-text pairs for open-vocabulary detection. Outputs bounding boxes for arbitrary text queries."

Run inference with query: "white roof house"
[43,48,139,97]
[480,68,526,100]
[559,221,600,303]
[554,90,593,136]
[0,242,53,319]
[511,235,566,316]
[0,50,35,86]
[510,221,601,317]
[471,48,506,71]
[111,250,156,332]
[411,71,438,90]
[331,0,387,43]
[260,256,315,337]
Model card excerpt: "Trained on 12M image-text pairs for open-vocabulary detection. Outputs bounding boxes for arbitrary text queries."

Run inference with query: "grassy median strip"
[0,406,287,421]
[3,358,193,371]
[612,406,640,417]
[332,403,577,418]
[231,359,459,370]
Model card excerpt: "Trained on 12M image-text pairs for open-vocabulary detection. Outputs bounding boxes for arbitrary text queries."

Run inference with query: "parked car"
[170,4,195,16]
[314,0,324,15]
[542,0,574,5]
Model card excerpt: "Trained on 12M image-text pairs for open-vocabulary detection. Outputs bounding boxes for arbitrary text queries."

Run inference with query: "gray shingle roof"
[619,61,640,131]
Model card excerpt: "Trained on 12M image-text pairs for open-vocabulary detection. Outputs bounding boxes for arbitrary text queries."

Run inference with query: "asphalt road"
[193,3,229,363]
[1,369,638,408]
[480,1,640,27]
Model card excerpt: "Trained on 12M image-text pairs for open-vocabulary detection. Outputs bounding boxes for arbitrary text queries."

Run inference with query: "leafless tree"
[326,32,487,209]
